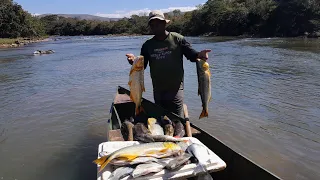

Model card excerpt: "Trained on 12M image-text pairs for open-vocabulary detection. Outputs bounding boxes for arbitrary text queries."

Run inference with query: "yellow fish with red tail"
[128,55,145,115]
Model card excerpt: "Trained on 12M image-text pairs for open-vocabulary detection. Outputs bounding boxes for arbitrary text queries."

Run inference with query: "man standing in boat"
[126,10,211,117]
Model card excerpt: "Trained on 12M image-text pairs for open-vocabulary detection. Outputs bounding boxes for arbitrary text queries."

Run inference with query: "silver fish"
[196,59,212,119]
[173,121,185,138]
[109,167,134,180]
[132,162,165,178]
[165,153,192,170]
[186,143,212,176]
[133,123,184,143]
[133,123,155,143]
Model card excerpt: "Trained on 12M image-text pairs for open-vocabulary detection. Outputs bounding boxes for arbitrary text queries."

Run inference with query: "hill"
[38,14,120,21]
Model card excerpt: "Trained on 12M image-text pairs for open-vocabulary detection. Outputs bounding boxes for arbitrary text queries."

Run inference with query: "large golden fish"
[128,56,145,115]
[196,58,212,119]
[93,142,185,173]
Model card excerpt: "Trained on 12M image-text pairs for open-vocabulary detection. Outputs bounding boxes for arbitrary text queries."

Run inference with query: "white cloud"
[96,6,198,18]
[32,13,41,16]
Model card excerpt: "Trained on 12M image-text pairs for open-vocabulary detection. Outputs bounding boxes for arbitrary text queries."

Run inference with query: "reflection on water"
[0,36,319,180]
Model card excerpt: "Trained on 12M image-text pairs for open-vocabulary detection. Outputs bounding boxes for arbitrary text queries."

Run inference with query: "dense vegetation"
[1,0,319,39]
[0,0,45,38]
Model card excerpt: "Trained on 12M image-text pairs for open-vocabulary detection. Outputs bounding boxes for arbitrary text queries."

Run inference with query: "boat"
[103,86,281,180]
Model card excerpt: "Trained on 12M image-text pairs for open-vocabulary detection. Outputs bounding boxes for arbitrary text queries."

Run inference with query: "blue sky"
[15,0,206,18]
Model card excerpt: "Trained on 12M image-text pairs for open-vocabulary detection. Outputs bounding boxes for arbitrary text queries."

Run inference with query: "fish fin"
[209,95,212,102]
[140,106,145,113]
[96,156,113,173]
[160,148,169,153]
[207,70,211,77]
[145,150,159,156]
[141,83,145,92]
[135,106,144,115]
[129,93,134,101]
[93,156,108,166]
[119,154,138,161]
[199,109,208,119]
[129,68,134,75]
[193,163,207,176]
[116,157,130,161]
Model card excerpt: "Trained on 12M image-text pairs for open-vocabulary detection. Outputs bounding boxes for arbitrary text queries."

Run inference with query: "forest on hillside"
[1,0,320,38]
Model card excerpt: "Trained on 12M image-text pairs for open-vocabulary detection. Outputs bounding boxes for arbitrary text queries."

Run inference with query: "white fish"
[187,143,212,179]
[148,118,164,135]
[109,167,134,180]
[132,162,165,178]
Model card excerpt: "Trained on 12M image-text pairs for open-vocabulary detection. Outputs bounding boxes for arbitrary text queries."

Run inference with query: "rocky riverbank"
[0,37,52,49]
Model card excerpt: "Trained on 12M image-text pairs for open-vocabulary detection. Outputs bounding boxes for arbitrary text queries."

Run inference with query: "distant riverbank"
[1,32,318,49]
[0,37,52,49]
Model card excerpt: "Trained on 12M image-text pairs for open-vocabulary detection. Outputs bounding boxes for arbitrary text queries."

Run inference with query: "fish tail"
[135,105,144,115]
[199,108,208,119]
[194,163,207,175]
[93,156,113,173]
[129,93,134,101]
[99,158,113,173]
[93,156,108,165]
[140,106,144,113]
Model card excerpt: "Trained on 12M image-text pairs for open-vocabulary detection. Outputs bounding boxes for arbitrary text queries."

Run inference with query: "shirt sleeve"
[140,42,149,69]
[180,37,199,62]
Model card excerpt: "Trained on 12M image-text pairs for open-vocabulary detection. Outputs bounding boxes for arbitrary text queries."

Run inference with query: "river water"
[0,36,319,180]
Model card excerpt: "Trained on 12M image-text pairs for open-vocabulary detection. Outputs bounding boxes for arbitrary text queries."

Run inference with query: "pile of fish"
[94,140,213,180]
[122,115,186,143]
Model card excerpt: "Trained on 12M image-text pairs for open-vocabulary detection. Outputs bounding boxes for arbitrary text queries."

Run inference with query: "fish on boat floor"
[108,128,201,142]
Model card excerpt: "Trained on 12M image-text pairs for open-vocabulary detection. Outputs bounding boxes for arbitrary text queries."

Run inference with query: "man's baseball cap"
[148,10,170,23]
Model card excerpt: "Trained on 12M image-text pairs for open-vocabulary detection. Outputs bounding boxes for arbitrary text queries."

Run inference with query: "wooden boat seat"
[113,93,132,104]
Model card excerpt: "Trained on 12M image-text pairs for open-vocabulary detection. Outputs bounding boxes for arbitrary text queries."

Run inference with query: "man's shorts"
[153,89,184,117]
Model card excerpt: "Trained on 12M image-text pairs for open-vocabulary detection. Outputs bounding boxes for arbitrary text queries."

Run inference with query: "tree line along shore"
[1,0,319,48]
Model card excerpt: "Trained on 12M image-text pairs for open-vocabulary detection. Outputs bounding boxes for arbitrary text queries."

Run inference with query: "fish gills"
[196,59,212,119]
[128,56,145,115]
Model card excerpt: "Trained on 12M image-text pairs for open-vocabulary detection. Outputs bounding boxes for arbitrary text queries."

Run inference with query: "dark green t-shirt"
[140,32,199,92]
